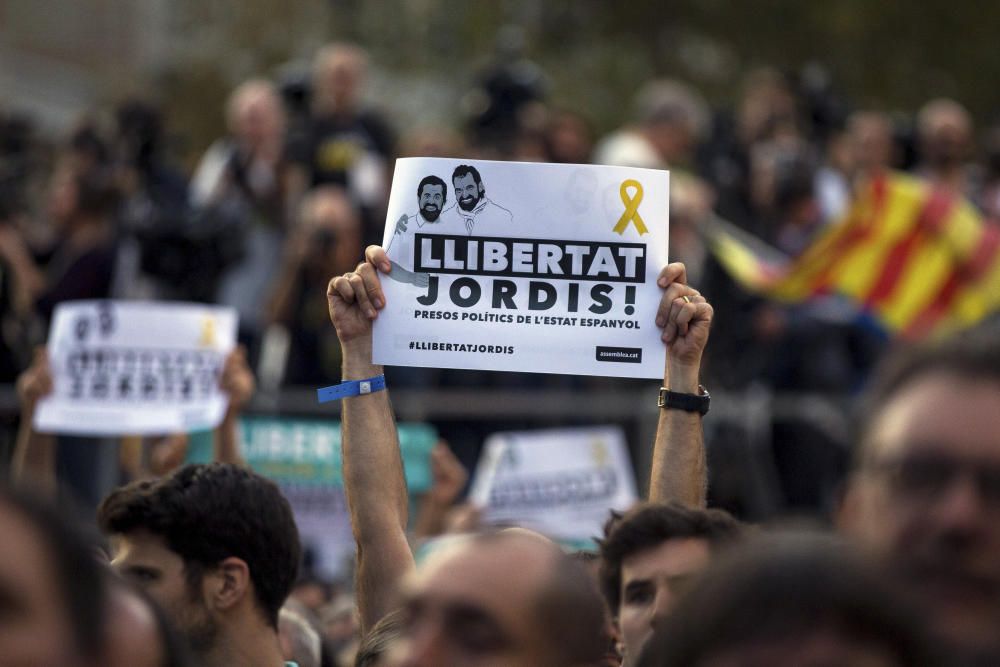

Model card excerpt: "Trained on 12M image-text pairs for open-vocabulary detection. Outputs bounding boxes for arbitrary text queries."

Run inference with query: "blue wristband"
[316,375,387,403]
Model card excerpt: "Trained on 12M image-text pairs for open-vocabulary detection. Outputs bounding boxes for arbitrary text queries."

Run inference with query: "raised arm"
[327,245,414,634]
[413,441,469,541]
[648,263,714,507]
[11,348,58,496]
[213,346,254,466]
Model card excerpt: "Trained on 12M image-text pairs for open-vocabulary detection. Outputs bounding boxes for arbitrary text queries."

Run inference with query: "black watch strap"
[657,385,710,415]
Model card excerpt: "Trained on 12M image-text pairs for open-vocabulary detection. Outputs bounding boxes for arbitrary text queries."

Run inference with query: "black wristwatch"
[657,385,710,415]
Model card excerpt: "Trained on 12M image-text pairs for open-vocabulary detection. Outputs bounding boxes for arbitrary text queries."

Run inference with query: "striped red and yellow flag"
[706,172,1000,339]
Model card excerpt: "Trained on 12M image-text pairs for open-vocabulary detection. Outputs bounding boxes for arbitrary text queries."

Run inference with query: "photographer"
[266,185,361,385]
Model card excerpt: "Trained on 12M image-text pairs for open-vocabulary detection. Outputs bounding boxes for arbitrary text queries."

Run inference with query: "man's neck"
[202,621,286,667]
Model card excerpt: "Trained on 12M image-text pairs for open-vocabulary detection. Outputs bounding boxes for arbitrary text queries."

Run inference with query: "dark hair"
[598,502,743,613]
[451,164,483,187]
[355,608,405,667]
[857,329,1000,463]
[636,532,939,667]
[97,463,301,627]
[416,175,447,203]
[73,167,119,219]
[0,484,106,659]
[70,124,111,166]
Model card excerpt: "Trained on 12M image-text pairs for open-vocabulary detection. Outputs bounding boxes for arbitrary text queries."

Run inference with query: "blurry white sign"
[469,426,638,541]
[34,301,237,436]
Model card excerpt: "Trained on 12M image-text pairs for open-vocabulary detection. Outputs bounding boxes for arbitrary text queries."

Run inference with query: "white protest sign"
[374,158,669,378]
[34,301,237,436]
[469,426,638,541]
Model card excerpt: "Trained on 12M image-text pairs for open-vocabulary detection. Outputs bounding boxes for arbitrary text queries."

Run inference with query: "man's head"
[633,79,709,166]
[226,78,286,150]
[840,330,1000,660]
[312,42,368,115]
[97,463,301,657]
[417,176,447,222]
[390,529,607,666]
[847,110,894,177]
[917,97,973,170]
[0,485,106,667]
[636,533,936,667]
[279,607,321,667]
[599,502,743,665]
[452,165,484,212]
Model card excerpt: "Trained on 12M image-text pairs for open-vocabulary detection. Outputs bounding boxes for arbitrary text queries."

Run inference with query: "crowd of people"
[3,38,1000,666]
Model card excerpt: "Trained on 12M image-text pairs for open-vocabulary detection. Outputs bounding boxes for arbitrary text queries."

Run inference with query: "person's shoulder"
[487,199,513,220]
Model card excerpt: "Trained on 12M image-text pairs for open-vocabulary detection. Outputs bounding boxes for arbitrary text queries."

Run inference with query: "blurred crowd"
[4,41,999,520]
[1,42,995,384]
[4,37,1000,667]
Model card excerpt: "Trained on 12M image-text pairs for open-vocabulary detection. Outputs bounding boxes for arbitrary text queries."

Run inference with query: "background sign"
[34,301,237,436]
[469,425,638,542]
[240,417,438,578]
[374,158,669,378]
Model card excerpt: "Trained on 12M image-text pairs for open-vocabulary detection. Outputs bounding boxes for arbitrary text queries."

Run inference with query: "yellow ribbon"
[613,179,648,235]
[199,318,217,347]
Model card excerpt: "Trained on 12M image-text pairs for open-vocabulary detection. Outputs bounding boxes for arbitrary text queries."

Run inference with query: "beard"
[174,592,219,656]
[420,204,441,222]
[458,192,481,212]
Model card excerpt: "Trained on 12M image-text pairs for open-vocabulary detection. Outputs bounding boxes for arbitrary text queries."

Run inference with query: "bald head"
[312,42,368,114]
[393,530,607,666]
[917,98,973,170]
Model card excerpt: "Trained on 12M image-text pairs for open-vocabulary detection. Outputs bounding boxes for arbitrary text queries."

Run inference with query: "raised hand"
[16,347,53,417]
[219,345,255,416]
[655,263,713,390]
[327,245,391,347]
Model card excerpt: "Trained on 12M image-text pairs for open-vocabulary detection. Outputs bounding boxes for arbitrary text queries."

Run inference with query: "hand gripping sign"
[374,158,670,379]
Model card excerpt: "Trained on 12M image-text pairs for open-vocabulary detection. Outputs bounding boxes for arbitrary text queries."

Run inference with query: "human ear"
[212,557,251,613]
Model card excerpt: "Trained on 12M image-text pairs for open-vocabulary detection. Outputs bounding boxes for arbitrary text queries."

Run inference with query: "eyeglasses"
[868,453,1000,510]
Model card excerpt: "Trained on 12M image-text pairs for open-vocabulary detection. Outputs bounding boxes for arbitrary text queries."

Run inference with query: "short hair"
[598,502,743,613]
[636,532,938,667]
[857,329,1000,463]
[633,79,709,140]
[74,167,120,219]
[417,175,447,203]
[0,484,106,659]
[916,97,972,139]
[279,607,321,667]
[97,463,301,628]
[451,164,482,187]
[226,78,284,134]
[311,42,368,113]
[355,608,405,667]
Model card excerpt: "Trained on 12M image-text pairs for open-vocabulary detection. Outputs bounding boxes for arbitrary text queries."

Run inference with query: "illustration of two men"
[386,164,512,286]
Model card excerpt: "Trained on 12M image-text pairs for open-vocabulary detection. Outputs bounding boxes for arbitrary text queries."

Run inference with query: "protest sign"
[240,417,437,578]
[469,426,638,542]
[374,158,669,378]
[34,301,237,436]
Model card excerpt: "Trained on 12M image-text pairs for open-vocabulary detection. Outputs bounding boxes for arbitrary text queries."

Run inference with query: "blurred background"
[3,0,1000,523]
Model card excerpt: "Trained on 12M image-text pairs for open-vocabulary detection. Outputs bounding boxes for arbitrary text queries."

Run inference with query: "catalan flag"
[705,172,1000,339]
